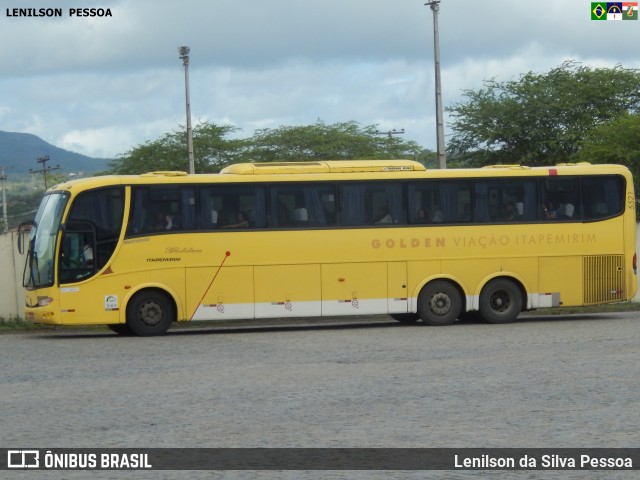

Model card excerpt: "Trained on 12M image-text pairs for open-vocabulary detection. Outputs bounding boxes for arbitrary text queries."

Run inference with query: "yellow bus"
[19,160,637,336]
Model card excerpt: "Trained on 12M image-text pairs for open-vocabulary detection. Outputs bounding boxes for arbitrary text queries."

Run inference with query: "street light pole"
[425,0,447,169]
[179,46,195,174]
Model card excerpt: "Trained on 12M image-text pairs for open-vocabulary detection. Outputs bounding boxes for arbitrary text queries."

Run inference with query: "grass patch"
[0,318,105,334]
[0,318,53,332]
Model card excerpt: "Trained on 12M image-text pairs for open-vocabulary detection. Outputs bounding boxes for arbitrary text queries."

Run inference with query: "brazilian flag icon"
[592,2,607,19]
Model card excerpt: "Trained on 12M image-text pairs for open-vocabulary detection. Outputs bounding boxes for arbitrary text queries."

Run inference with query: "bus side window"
[582,175,624,220]
[268,184,336,228]
[129,186,182,233]
[339,182,404,227]
[367,183,404,225]
[409,180,471,224]
[543,177,580,221]
[179,188,196,230]
[339,184,366,226]
[474,178,537,223]
[199,190,220,229]
[199,185,266,230]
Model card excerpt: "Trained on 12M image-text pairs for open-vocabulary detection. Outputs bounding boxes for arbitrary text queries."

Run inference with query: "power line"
[29,155,61,189]
[375,129,405,138]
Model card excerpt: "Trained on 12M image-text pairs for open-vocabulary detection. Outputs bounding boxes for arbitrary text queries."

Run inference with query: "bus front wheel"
[126,290,175,336]
[479,278,523,324]
[417,280,462,326]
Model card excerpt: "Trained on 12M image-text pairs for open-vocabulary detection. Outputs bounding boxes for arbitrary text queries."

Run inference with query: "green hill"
[0,131,110,174]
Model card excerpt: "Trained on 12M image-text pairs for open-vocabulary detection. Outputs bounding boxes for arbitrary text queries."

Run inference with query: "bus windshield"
[23,192,68,289]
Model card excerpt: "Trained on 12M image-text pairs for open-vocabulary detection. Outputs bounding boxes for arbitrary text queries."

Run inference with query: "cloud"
[0,0,638,158]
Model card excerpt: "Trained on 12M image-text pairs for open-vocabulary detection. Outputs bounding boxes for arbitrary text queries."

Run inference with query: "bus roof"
[48,161,632,192]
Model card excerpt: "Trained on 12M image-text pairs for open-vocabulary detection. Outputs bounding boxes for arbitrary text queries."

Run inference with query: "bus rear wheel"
[126,290,174,336]
[479,278,523,324]
[417,280,462,326]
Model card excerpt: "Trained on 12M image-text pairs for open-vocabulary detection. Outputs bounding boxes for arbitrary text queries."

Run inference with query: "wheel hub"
[139,302,162,326]
[490,291,510,312]
[430,293,451,315]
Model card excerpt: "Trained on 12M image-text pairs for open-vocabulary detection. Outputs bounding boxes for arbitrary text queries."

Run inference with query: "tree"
[447,62,640,166]
[108,120,428,174]
[577,113,640,181]
[109,122,242,174]
[245,120,422,162]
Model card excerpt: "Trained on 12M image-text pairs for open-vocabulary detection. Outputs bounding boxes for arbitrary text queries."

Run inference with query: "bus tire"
[417,280,462,326]
[479,278,523,324]
[390,313,420,324]
[126,290,174,336]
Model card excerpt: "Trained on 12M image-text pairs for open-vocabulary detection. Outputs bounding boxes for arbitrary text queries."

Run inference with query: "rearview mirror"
[17,221,35,254]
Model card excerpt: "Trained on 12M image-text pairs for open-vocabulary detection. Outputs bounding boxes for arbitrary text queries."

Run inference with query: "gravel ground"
[2,312,639,479]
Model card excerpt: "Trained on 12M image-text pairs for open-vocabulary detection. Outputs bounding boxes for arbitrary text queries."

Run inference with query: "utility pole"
[375,129,405,139]
[29,155,61,189]
[0,167,8,233]
[178,46,195,174]
[375,129,405,159]
[425,0,447,168]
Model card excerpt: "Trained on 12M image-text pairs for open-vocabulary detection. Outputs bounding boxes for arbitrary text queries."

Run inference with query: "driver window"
[59,228,96,283]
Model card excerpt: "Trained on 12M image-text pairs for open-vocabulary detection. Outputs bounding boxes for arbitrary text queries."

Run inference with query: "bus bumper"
[24,293,61,325]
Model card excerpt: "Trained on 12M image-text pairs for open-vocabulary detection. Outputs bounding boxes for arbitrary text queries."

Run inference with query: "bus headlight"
[37,296,54,307]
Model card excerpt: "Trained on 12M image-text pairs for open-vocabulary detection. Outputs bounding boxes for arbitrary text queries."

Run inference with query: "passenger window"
[408,180,471,224]
[268,184,337,228]
[339,182,404,226]
[199,185,266,229]
[542,177,580,221]
[582,176,624,220]
[474,179,537,223]
[128,186,196,234]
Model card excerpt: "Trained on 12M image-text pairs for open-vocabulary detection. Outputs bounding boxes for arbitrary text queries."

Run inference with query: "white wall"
[0,231,26,319]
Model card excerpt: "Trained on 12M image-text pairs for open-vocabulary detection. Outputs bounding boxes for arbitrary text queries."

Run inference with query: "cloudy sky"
[1,0,639,159]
